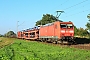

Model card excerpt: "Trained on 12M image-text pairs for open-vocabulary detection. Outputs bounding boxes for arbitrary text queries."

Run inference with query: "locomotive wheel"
[52,41,57,44]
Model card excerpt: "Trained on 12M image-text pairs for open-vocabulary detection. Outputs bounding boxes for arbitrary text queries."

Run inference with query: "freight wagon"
[17,27,39,40]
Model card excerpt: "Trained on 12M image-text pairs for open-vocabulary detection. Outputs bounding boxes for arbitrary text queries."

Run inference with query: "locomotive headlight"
[61,30,65,33]
[69,30,74,33]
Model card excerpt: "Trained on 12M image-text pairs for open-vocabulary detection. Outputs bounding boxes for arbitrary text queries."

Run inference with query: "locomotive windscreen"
[60,24,73,28]
[60,24,66,28]
[67,24,73,28]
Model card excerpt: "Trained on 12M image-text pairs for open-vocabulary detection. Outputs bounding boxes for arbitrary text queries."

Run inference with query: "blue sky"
[0,0,90,34]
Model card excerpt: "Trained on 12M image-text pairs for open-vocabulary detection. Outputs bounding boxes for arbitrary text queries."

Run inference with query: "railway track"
[36,38,90,50]
[70,44,90,50]
[22,37,90,50]
[37,41,90,50]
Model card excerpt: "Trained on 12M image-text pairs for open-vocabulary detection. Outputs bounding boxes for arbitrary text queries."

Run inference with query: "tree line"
[0,31,16,38]
[74,26,89,38]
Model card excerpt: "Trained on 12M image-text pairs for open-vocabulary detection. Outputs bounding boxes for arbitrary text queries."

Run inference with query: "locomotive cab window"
[67,24,73,28]
[60,24,73,28]
[60,24,67,28]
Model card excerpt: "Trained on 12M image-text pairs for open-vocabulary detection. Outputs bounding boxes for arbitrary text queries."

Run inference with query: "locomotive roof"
[60,21,73,24]
[41,20,73,27]
[42,20,62,26]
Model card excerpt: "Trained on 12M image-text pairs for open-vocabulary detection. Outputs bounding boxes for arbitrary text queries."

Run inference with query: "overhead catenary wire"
[58,0,90,18]
[54,0,89,19]
[52,0,70,16]
[18,21,25,27]
[51,0,89,20]
[63,0,89,10]
[63,8,90,18]
[60,0,69,6]
[65,2,90,15]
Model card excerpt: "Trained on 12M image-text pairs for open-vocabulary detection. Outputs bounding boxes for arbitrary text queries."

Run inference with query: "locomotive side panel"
[39,23,55,39]
[54,21,61,39]
[39,21,61,41]
[39,26,48,38]
[47,24,54,38]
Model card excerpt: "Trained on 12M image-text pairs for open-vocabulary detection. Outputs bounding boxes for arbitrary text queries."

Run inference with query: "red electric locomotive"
[39,21,74,44]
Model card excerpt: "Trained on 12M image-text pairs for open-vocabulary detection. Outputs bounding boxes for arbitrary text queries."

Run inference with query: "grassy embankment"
[0,37,90,60]
[0,37,14,48]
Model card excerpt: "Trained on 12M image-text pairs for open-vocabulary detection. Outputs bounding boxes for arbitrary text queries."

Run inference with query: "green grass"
[0,37,14,48]
[0,38,90,60]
